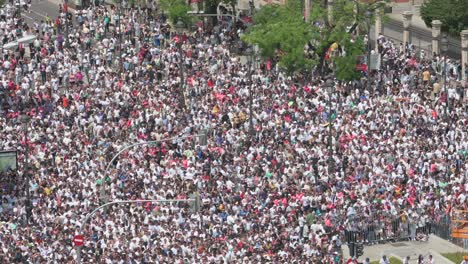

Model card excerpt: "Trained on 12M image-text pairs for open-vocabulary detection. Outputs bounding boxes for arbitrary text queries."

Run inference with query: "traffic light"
[356,243,364,257]
[348,243,355,257]
[343,156,349,172]
[312,158,319,177]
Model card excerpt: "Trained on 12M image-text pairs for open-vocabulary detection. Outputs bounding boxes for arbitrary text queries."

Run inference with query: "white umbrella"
[17,35,37,44]
[3,41,18,50]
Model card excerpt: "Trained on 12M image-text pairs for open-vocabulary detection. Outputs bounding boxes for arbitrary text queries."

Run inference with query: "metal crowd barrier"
[344,218,434,245]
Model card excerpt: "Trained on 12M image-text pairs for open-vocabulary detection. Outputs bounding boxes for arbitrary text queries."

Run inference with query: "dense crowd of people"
[0,2,466,263]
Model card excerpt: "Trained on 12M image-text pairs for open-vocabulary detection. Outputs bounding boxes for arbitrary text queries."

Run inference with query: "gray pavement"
[342,235,467,263]
[371,2,461,59]
[21,0,60,24]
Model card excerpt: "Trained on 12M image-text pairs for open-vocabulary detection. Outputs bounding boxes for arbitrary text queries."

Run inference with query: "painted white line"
[31,10,47,18]
[22,14,36,21]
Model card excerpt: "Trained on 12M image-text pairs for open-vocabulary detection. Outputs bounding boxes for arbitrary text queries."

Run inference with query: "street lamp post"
[64,0,70,48]
[77,134,205,264]
[77,198,197,264]
[20,114,31,224]
[115,0,123,73]
[365,10,373,92]
[99,135,203,202]
[175,18,187,110]
[325,78,335,175]
[441,34,449,119]
[16,0,22,28]
[244,46,255,139]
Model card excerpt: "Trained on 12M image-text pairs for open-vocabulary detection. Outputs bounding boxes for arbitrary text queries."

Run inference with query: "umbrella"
[3,41,18,50]
[17,35,37,44]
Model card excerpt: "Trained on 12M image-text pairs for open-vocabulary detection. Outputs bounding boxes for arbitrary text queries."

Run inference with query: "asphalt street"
[21,0,60,24]
[342,235,465,263]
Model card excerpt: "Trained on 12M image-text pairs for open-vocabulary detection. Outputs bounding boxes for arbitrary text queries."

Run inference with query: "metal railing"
[344,217,432,245]
[344,213,467,248]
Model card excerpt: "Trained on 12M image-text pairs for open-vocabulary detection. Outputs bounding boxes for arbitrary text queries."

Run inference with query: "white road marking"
[31,10,47,18]
[22,13,36,21]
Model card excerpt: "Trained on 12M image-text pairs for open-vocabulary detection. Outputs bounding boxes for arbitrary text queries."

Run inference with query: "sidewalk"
[342,235,467,263]
[388,1,429,31]
[377,2,461,58]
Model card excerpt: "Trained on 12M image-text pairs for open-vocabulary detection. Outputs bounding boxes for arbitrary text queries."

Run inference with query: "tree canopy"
[241,0,318,75]
[242,0,385,81]
[159,0,191,26]
[420,0,468,36]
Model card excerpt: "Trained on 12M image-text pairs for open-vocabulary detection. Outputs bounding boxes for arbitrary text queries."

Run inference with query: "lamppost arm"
[77,198,195,264]
[79,199,195,234]
[104,135,196,175]
[77,135,205,264]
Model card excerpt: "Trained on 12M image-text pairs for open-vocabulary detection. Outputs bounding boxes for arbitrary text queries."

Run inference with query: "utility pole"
[64,0,69,48]
[248,2,255,140]
[177,42,186,110]
[175,19,187,110]
[441,34,449,119]
[118,0,122,73]
[366,10,372,92]
[328,85,333,164]
[21,114,31,224]
[325,78,335,175]
[248,53,254,139]
[249,0,255,16]
[17,0,22,28]
[304,0,310,22]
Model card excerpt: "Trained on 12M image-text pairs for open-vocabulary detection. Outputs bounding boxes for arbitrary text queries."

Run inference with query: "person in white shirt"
[460,256,468,264]
[379,255,389,264]
[427,254,435,264]
[403,256,410,264]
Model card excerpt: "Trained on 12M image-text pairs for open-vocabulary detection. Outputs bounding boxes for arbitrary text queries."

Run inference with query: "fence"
[344,217,432,245]
[344,214,467,248]
[430,214,467,249]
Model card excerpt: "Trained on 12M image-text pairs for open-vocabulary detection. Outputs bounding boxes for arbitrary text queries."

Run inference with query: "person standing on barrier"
[427,255,435,264]
[380,255,389,264]
[460,255,468,264]
[418,254,424,264]
[403,256,410,264]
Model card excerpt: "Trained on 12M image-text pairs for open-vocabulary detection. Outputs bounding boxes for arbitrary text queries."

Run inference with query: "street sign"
[74,235,84,247]
[369,54,381,70]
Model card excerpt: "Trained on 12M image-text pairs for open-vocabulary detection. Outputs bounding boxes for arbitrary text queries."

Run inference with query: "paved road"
[342,235,466,263]
[21,0,60,24]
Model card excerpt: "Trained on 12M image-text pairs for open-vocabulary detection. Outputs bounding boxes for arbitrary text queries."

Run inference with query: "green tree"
[242,0,384,80]
[316,0,386,80]
[421,0,468,36]
[159,0,191,26]
[241,0,318,75]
